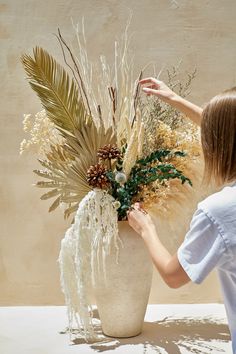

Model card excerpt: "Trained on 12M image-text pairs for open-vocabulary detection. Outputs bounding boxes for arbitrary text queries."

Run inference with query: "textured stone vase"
[93,220,153,338]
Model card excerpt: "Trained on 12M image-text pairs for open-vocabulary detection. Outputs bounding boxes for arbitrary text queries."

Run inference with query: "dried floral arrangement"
[20,20,201,340]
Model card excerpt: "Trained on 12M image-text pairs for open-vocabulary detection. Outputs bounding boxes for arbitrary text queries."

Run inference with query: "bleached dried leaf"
[40,188,61,200]
[64,203,79,219]
[49,196,61,212]
[33,169,52,179]
[60,195,81,203]
[35,181,63,188]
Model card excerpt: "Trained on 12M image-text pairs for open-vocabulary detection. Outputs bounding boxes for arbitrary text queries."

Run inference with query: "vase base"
[102,330,142,338]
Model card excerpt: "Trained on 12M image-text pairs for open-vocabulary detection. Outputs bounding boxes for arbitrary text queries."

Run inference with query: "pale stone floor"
[0,304,232,354]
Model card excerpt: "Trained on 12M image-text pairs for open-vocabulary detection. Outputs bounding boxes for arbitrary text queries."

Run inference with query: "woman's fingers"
[139,77,163,97]
[142,87,161,96]
[139,77,161,86]
[144,84,157,89]
[133,202,148,215]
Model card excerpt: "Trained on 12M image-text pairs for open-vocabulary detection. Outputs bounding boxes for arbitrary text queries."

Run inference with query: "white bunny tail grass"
[57,189,123,341]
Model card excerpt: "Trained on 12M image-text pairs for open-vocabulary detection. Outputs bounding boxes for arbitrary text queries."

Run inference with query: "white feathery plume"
[57,189,123,341]
[122,110,142,177]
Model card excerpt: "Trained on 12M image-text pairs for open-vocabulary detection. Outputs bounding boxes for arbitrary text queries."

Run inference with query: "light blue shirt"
[177,182,236,354]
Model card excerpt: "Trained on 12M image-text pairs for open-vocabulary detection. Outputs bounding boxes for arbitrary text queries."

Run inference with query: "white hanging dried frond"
[57,189,123,341]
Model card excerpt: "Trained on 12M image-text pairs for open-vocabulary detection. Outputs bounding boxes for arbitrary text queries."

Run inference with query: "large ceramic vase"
[93,220,153,338]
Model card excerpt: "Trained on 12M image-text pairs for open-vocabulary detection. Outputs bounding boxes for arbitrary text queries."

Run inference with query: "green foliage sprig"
[106,148,192,220]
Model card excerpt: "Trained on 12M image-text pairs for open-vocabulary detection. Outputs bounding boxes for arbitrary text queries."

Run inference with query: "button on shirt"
[177,182,236,354]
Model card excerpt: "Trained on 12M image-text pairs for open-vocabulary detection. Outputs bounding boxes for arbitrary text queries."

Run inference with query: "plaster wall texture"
[1,0,236,305]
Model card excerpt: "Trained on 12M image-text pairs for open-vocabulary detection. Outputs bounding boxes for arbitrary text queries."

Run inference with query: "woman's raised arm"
[139,77,203,126]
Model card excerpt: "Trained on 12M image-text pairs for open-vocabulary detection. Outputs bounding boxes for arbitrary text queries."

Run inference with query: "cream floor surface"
[0,304,232,354]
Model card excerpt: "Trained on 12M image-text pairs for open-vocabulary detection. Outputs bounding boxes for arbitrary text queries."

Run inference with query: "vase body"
[93,220,153,338]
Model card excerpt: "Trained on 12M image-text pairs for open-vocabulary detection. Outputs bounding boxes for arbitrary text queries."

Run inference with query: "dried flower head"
[19,110,64,156]
[97,144,121,160]
[112,200,121,209]
[87,163,110,189]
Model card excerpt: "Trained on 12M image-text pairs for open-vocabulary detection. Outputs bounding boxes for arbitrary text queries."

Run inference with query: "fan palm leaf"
[34,120,116,218]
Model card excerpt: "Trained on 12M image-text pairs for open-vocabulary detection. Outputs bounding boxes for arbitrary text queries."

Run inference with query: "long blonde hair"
[201,87,236,186]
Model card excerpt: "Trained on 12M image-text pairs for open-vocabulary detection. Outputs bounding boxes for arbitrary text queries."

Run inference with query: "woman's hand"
[127,202,156,238]
[127,203,190,289]
[139,77,176,103]
[139,77,202,126]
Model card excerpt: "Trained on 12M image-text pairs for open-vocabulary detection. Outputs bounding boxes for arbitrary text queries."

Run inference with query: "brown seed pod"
[97,144,121,160]
[87,163,110,189]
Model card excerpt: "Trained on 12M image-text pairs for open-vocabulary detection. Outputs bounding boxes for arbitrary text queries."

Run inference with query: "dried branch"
[54,32,83,99]
[108,86,117,128]
[57,28,92,117]
[131,70,143,128]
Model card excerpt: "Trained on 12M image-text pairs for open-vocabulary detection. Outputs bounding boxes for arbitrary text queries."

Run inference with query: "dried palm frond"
[21,47,89,135]
[61,122,116,167]
[32,143,87,217]
[33,120,116,219]
[21,45,119,219]
[34,149,91,219]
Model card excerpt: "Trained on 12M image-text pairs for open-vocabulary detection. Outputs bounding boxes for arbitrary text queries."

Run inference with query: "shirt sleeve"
[177,208,227,284]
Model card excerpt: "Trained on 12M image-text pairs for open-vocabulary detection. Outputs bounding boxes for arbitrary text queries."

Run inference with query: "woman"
[127,77,236,353]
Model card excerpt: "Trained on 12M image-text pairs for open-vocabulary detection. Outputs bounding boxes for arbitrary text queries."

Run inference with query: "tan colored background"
[1,0,236,305]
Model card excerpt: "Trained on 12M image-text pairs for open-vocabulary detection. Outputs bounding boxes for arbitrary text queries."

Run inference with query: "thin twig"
[131,70,143,128]
[97,105,104,130]
[53,33,83,98]
[57,28,92,117]
[97,105,102,122]
[108,86,117,128]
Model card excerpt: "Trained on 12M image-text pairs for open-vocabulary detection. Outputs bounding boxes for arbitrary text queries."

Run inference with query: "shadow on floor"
[61,309,231,354]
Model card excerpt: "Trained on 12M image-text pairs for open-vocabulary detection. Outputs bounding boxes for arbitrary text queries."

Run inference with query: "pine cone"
[87,163,110,189]
[97,144,121,160]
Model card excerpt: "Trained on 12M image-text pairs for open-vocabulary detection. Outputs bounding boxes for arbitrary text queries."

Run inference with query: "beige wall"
[1,0,236,305]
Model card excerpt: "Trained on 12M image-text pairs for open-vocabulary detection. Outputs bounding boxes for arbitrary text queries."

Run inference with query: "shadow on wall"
[60,309,231,353]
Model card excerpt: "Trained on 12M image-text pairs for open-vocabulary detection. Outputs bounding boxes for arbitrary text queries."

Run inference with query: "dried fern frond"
[21,47,89,134]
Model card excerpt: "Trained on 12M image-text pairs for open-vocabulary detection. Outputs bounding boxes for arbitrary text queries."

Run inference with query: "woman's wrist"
[162,90,180,105]
[141,224,157,242]
[168,94,202,126]
[169,92,184,106]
